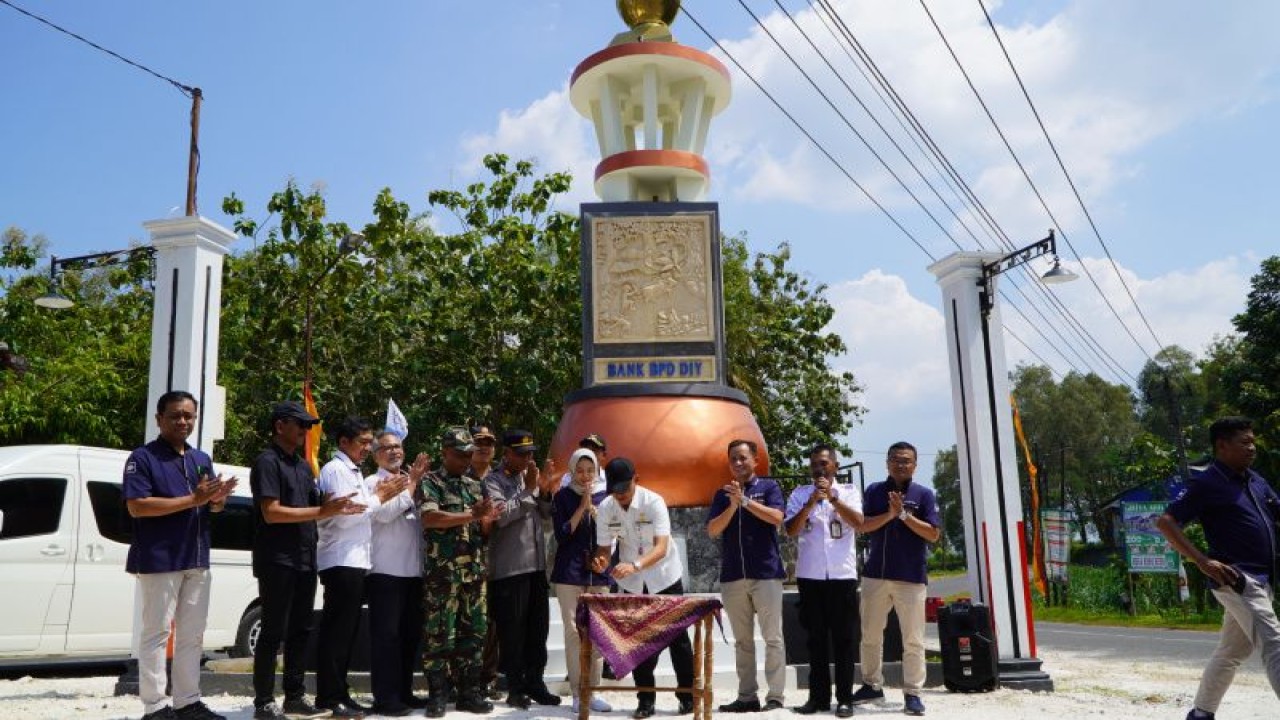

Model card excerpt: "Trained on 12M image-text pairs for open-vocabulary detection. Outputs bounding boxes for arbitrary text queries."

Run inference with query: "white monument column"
[928,251,1052,690]
[141,216,236,455]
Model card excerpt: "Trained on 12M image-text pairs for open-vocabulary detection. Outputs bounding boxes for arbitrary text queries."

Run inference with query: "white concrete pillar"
[928,252,1036,663]
[142,216,236,456]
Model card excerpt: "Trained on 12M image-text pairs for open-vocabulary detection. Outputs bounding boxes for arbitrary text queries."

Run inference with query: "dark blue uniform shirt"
[1166,460,1280,585]
[862,478,940,585]
[707,476,786,583]
[550,485,612,587]
[123,438,215,574]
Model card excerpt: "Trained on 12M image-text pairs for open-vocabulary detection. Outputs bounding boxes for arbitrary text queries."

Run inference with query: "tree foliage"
[930,444,964,553]
[722,237,864,473]
[2,157,863,473]
[1011,365,1141,542]
[1136,345,1209,457]
[0,227,152,448]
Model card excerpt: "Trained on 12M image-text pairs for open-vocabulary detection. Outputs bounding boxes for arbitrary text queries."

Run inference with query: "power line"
[796,0,1136,384]
[757,0,1114,381]
[974,0,1167,355]
[916,0,1158,365]
[679,5,938,262]
[1,0,195,97]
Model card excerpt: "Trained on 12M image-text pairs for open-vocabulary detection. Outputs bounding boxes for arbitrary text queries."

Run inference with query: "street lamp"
[34,247,158,309]
[979,230,1077,316]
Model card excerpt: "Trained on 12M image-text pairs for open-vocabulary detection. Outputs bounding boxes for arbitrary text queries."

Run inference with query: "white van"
[0,445,261,662]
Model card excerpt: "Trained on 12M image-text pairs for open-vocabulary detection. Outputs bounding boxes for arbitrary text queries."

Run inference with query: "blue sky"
[3,1,1278,485]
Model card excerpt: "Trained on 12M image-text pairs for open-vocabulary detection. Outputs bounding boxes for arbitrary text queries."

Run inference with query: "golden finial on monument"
[613,0,680,45]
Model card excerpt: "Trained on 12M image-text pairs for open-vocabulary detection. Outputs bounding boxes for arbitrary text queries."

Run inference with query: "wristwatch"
[898,509,910,522]
[741,496,752,508]
[634,558,645,571]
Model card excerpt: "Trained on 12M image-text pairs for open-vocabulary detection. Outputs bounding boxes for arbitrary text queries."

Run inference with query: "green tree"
[722,236,864,473]
[1136,345,1208,458]
[1011,364,1141,543]
[1222,255,1280,477]
[931,444,964,553]
[0,227,152,447]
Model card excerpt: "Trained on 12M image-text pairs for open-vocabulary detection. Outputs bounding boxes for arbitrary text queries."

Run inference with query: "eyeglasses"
[162,412,198,422]
[376,444,403,452]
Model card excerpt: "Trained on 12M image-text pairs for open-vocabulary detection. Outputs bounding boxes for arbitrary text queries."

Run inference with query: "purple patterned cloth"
[575,594,722,679]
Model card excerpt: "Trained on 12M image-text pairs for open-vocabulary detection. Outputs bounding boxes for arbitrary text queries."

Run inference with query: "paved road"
[1033,621,1218,668]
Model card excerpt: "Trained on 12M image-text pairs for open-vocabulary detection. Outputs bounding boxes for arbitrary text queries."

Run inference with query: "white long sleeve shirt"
[316,451,381,572]
[595,485,683,594]
[365,468,422,578]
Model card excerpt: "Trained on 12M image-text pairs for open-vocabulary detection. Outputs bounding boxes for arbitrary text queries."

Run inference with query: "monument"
[549,0,767,511]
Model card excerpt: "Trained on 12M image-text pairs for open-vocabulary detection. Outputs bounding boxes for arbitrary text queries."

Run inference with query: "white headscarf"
[566,447,606,495]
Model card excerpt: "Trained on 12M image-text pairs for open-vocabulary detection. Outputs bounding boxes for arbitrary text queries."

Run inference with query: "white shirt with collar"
[785,481,862,580]
[595,485,683,594]
[316,450,381,572]
[365,468,421,578]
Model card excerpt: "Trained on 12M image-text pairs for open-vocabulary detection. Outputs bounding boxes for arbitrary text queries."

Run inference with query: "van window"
[87,481,133,544]
[86,480,254,551]
[0,477,67,539]
[210,495,254,551]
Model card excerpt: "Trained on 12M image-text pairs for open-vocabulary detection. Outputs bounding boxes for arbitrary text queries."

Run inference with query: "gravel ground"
[1,647,1275,719]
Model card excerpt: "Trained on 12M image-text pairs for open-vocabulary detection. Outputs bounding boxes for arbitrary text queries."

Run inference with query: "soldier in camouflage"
[419,427,500,717]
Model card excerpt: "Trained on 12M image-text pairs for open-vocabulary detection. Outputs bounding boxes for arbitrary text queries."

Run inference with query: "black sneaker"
[764,699,785,711]
[792,701,829,715]
[175,702,226,720]
[281,698,333,719]
[1186,711,1215,720]
[315,700,362,718]
[719,698,761,713]
[851,685,884,705]
[677,699,695,715]
[506,692,531,710]
[141,708,177,720]
[632,705,655,719]
[252,702,287,720]
[835,702,854,718]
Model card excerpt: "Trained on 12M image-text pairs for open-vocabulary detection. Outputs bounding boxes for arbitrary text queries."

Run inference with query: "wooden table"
[575,595,721,720]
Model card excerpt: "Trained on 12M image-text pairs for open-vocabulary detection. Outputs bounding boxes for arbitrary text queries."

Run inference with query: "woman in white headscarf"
[550,447,613,713]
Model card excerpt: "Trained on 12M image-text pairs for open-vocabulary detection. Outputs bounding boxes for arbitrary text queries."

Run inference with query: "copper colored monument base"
[550,394,768,508]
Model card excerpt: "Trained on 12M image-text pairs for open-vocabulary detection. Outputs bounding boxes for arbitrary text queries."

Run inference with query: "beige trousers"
[554,583,609,697]
[721,578,786,702]
[859,577,927,694]
[1195,575,1280,712]
[137,568,211,714]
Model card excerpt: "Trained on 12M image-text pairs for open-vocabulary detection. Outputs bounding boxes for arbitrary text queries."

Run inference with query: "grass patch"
[1033,605,1220,631]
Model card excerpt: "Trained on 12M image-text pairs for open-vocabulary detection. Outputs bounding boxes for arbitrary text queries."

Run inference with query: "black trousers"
[316,566,368,705]
[630,579,694,706]
[797,578,859,705]
[253,564,318,706]
[367,573,423,708]
[488,570,550,694]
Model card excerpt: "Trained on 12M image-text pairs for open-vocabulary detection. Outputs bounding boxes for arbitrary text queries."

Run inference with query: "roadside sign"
[1122,501,1179,573]
[1042,509,1073,582]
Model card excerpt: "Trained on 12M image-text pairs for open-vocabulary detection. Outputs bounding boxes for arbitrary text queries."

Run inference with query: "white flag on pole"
[385,398,408,441]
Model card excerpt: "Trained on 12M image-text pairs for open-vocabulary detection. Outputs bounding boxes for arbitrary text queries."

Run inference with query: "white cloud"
[456,85,599,207]
[825,255,1251,484]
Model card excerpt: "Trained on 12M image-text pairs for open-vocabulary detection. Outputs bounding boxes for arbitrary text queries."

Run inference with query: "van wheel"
[231,606,263,658]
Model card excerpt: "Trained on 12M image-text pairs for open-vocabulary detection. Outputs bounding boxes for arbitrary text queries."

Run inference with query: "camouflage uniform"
[419,467,488,689]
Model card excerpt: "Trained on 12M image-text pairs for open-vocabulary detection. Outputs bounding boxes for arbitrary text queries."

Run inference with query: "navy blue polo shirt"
[1166,460,1279,585]
[250,443,320,576]
[707,476,786,583]
[862,478,940,584]
[123,438,215,574]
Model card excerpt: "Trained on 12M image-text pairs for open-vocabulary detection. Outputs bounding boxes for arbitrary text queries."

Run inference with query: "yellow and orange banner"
[1011,394,1047,598]
[303,381,322,478]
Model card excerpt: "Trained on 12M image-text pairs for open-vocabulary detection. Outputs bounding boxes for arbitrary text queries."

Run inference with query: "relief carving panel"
[591,214,714,344]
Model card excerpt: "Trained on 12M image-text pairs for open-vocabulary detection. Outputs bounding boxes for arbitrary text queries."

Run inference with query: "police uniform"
[419,457,489,701]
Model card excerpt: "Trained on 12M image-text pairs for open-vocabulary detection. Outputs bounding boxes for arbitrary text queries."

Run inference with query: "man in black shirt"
[249,402,363,720]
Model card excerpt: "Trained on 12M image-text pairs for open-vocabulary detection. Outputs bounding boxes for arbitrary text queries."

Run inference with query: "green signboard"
[1121,501,1179,574]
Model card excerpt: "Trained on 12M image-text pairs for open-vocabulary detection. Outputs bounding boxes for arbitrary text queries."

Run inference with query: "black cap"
[605,457,636,494]
[503,429,538,453]
[270,401,320,427]
[579,433,607,450]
